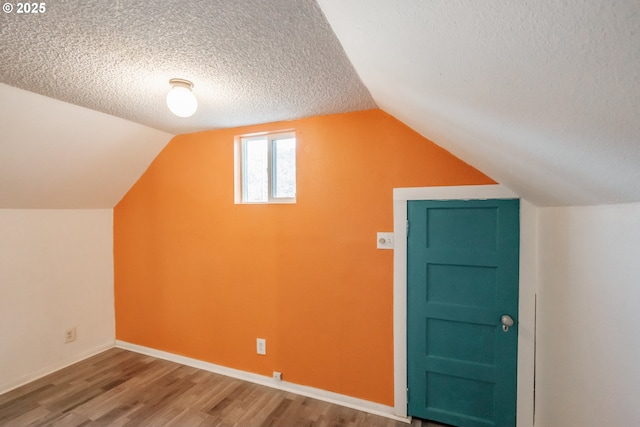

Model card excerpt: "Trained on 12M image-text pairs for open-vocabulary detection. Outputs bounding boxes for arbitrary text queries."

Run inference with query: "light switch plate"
[377,232,394,249]
[256,338,266,355]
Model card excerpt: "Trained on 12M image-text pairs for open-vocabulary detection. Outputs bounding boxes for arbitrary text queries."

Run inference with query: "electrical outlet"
[376,232,394,249]
[273,371,282,381]
[256,338,266,355]
[65,327,76,343]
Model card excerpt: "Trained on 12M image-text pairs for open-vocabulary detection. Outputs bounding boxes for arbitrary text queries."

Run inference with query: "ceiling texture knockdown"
[1,0,639,208]
[0,0,375,135]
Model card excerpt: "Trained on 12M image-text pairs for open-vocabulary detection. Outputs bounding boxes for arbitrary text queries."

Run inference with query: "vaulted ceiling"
[318,0,640,206]
[0,83,171,208]
[1,0,638,208]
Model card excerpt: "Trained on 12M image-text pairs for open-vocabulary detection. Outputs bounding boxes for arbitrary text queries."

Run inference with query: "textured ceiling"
[0,84,171,208]
[318,0,640,206]
[2,0,638,209]
[0,0,375,135]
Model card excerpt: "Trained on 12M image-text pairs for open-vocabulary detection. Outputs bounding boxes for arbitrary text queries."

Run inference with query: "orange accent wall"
[114,109,494,405]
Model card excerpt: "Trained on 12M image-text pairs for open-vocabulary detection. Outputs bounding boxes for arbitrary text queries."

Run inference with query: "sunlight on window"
[243,138,268,202]
[273,137,296,199]
[239,132,296,204]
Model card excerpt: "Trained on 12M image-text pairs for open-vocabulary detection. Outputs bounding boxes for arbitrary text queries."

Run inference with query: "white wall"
[536,203,640,426]
[0,209,115,393]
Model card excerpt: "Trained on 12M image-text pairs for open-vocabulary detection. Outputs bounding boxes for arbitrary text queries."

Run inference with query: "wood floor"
[0,348,446,427]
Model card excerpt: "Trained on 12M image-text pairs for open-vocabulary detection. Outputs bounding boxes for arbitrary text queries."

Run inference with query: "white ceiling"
[318,0,640,206]
[0,84,171,208]
[0,0,374,135]
[0,0,374,209]
[1,0,639,208]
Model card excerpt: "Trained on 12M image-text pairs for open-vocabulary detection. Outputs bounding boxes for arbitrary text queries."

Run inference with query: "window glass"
[273,137,296,199]
[239,132,296,204]
[243,138,268,203]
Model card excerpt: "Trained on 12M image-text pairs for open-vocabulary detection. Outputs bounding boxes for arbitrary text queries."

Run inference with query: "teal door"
[407,199,519,427]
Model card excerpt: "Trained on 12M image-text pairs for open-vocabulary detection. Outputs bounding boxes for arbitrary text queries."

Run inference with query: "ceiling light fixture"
[166,78,198,118]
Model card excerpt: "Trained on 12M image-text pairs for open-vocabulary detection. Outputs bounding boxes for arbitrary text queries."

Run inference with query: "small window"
[237,132,296,204]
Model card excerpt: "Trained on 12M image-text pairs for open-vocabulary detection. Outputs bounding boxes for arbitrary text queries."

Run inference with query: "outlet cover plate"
[65,327,77,343]
[256,338,266,355]
[377,232,394,249]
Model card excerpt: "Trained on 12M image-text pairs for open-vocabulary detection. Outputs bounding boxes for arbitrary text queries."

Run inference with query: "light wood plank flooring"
[0,348,445,427]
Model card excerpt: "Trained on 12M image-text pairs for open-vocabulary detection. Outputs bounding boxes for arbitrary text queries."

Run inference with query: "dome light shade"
[166,78,197,117]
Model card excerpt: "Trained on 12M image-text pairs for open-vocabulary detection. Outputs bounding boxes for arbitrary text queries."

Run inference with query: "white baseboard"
[0,341,116,396]
[115,340,410,423]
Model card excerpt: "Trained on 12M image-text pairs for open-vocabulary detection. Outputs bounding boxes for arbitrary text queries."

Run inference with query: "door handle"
[501,315,514,332]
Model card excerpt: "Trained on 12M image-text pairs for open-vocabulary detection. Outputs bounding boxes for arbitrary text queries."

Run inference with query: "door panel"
[407,199,519,427]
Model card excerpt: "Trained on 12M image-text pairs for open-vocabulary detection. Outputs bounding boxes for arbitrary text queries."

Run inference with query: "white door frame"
[393,185,536,427]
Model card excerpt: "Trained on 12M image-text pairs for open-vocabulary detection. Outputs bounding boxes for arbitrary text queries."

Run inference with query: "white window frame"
[235,131,296,204]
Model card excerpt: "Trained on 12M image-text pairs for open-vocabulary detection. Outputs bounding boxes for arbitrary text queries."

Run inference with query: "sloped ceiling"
[0,0,374,209]
[0,84,172,208]
[317,0,640,206]
[1,1,638,209]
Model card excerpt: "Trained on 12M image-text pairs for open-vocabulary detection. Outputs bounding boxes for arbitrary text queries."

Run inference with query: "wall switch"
[256,338,266,355]
[377,232,394,249]
[273,371,282,381]
[65,327,76,343]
